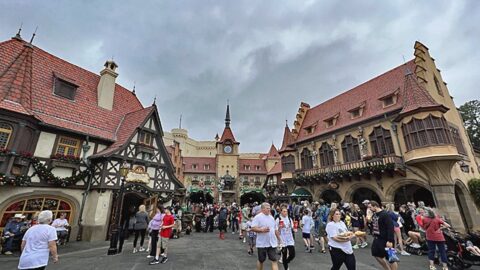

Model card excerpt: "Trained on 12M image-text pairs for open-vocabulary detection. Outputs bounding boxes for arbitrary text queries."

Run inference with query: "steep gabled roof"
[267,161,282,176]
[239,159,267,174]
[396,71,448,119]
[279,123,295,153]
[0,37,143,141]
[219,127,238,144]
[294,60,416,144]
[266,144,280,159]
[92,106,155,157]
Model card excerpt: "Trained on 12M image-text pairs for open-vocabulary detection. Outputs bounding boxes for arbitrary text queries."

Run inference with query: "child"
[246,214,256,255]
[301,209,313,253]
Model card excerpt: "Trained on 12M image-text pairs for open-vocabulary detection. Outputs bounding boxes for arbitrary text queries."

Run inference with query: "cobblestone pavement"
[2,231,480,269]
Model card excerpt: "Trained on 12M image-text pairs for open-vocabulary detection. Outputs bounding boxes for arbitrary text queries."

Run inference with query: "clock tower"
[216,103,240,179]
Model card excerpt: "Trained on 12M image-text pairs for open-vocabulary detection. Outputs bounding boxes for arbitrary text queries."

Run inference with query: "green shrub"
[468,178,480,207]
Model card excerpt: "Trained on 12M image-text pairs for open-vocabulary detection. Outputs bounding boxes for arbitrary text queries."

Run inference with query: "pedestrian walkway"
[1,232,478,269]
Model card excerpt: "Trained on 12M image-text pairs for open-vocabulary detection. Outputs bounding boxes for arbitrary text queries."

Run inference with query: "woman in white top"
[326,209,356,270]
[51,213,69,245]
[276,206,296,270]
[18,210,58,270]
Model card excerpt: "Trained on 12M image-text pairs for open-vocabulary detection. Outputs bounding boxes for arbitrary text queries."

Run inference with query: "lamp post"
[107,161,129,255]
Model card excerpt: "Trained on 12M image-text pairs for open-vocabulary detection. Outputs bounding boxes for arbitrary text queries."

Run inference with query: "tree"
[459,100,480,149]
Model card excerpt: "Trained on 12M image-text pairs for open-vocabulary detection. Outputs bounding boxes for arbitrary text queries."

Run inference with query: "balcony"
[294,155,405,185]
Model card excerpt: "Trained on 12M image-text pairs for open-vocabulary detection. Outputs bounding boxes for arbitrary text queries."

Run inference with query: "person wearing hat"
[3,213,26,255]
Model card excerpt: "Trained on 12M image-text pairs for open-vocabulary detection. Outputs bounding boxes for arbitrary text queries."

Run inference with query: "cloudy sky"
[1,1,479,152]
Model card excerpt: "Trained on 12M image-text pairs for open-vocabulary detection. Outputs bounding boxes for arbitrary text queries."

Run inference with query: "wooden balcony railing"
[294,155,405,184]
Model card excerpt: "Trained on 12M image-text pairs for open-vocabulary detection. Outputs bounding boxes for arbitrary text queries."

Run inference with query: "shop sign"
[126,166,150,184]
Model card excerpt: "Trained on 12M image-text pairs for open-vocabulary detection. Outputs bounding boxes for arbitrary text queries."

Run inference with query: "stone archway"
[320,190,342,204]
[393,184,436,207]
[454,180,476,231]
[384,178,431,203]
[344,183,384,205]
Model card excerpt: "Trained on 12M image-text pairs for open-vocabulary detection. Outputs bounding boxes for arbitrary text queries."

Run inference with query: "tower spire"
[225,100,231,128]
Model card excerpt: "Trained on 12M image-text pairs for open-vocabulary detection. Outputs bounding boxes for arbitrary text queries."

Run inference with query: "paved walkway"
[2,231,479,269]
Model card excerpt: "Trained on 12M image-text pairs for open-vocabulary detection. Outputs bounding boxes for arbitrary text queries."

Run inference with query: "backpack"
[321,207,329,223]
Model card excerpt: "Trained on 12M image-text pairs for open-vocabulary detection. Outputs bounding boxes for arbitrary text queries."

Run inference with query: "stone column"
[430,184,465,230]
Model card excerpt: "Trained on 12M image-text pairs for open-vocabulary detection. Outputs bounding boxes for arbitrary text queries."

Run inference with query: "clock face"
[224,145,232,154]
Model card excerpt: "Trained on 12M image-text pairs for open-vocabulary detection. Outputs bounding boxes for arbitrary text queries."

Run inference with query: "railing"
[295,155,404,177]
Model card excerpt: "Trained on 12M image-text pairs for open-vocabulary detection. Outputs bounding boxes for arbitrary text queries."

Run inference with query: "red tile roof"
[279,123,294,153]
[266,144,280,159]
[218,127,238,144]
[0,38,143,141]
[396,71,448,119]
[93,106,155,157]
[267,161,282,175]
[294,61,416,144]
[183,157,216,173]
[239,159,267,174]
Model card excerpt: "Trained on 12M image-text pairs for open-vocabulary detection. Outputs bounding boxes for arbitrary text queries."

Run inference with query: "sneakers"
[243,237,246,243]
[133,248,138,254]
[160,257,168,263]
[149,259,160,265]
[279,256,283,263]
[146,255,153,258]
[361,242,368,248]
[146,248,150,253]
[429,265,436,270]
[139,247,145,252]
[4,251,13,255]
[248,250,253,256]
[352,244,359,249]
[411,243,421,249]
[400,250,411,256]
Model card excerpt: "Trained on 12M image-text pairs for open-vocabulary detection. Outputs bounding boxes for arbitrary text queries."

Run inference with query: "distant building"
[278,41,480,232]
[0,34,182,241]
[163,105,281,205]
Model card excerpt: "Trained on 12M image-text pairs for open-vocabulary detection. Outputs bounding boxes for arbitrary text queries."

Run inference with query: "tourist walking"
[246,214,256,255]
[147,206,164,259]
[351,204,367,249]
[252,202,281,270]
[301,209,314,253]
[369,201,398,270]
[218,203,228,239]
[316,200,329,253]
[18,210,58,270]
[386,203,410,255]
[326,209,356,270]
[423,208,450,270]
[241,204,250,243]
[276,206,296,270]
[150,207,175,264]
[133,204,149,253]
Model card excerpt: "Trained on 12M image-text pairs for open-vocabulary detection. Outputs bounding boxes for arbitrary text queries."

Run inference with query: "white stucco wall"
[33,132,56,158]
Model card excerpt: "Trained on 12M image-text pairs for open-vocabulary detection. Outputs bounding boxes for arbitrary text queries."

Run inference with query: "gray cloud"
[1,0,479,152]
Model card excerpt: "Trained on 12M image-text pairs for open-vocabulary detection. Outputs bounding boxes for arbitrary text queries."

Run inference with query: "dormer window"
[348,101,365,119]
[139,131,153,146]
[324,113,339,128]
[53,76,78,101]
[383,96,394,107]
[255,165,261,171]
[204,164,210,170]
[379,89,399,108]
[192,164,198,170]
[244,165,251,170]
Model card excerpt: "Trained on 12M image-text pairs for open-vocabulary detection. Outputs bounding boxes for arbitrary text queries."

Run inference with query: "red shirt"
[160,214,174,238]
[423,217,445,241]
[415,215,424,228]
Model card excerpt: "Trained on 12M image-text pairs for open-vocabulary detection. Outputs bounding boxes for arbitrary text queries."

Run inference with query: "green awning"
[291,188,312,197]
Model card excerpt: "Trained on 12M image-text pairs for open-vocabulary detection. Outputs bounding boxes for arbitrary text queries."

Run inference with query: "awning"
[291,188,312,197]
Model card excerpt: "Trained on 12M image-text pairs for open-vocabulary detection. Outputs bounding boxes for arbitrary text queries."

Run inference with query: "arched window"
[341,135,361,163]
[369,127,395,156]
[402,115,453,151]
[319,142,334,167]
[300,148,313,169]
[0,122,13,149]
[281,155,295,172]
[1,196,74,231]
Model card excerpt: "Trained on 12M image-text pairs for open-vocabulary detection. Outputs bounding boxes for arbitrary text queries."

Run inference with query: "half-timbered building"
[0,34,182,241]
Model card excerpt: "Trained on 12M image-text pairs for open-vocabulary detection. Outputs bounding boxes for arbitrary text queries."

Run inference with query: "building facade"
[163,105,281,205]
[0,35,182,241]
[279,41,480,232]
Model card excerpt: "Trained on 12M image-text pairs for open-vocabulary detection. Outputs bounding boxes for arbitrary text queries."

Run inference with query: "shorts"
[371,238,388,259]
[394,227,401,233]
[248,236,256,246]
[160,237,169,249]
[302,232,311,239]
[257,247,277,263]
[241,222,247,230]
[318,223,326,237]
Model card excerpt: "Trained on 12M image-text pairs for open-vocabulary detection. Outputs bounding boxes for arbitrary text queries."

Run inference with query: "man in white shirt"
[252,202,281,270]
[51,213,69,245]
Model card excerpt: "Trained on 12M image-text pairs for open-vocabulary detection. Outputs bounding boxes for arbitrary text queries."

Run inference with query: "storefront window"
[1,196,73,231]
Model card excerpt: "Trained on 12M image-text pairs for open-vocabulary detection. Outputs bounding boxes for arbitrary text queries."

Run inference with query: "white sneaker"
[411,243,421,248]
[401,250,411,256]
[279,256,283,263]
[147,255,153,258]
[232,232,235,234]
[133,248,138,253]
[146,249,150,253]
[361,242,368,248]
[139,247,145,252]
[352,245,359,249]
[243,238,246,243]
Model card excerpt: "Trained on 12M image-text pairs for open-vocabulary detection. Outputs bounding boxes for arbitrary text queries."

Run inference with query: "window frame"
[449,125,466,156]
[434,76,444,97]
[53,77,78,101]
[341,135,361,163]
[369,126,395,156]
[138,131,154,146]
[0,122,13,150]
[55,136,81,157]
[402,115,453,151]
[319,142,335,167]
[281,155,295,172]
[300,148,313,169]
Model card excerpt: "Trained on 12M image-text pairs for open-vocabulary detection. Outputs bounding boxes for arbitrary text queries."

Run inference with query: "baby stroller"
[444,229,480,270]
[405,235,429,256]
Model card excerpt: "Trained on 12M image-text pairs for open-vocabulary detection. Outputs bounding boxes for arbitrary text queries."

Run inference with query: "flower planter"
[51,160,80,170]
[14,157,31,166]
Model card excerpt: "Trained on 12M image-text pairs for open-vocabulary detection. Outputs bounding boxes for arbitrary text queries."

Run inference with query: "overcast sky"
[1,1,479,152]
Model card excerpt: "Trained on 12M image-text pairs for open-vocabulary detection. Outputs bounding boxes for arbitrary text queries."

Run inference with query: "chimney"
[97,60,118,110]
